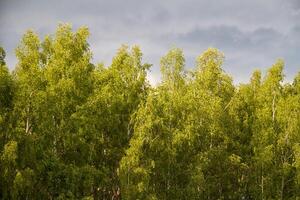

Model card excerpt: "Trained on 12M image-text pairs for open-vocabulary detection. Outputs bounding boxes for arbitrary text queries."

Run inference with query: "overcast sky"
[0,0,300,85]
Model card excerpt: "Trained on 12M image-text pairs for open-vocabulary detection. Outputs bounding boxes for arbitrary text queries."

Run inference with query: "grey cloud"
[174,26,283,51]
[0,0,299,84]
[288,0,300,10]
[168,25,298,83]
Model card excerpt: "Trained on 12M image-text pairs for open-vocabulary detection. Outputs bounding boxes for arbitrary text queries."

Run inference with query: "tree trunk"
[261,164,264,200]
[280,175,284,200]
[272,92,276,123]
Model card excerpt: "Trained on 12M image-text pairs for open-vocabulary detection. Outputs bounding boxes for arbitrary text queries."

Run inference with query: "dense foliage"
[0,24,299,199]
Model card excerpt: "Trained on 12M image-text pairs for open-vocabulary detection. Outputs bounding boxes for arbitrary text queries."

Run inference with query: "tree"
[72,45,150,199]
[1,24,300,199]
[0,47,14,146]
[0,47,15,199]
[120,48,188,199]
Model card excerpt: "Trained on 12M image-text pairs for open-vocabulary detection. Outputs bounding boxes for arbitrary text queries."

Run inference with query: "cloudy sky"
[0,0,300,85]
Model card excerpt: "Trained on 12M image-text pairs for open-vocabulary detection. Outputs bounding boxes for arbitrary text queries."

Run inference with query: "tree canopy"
[0,24,299,200]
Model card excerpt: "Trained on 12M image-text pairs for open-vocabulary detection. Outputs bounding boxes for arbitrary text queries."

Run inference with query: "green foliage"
[0,25,299,199]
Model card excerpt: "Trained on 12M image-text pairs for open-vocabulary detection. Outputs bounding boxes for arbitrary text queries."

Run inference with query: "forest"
[0,24,300,200]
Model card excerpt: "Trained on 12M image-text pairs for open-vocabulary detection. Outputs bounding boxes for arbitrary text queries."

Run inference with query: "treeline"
[0,24,299,200]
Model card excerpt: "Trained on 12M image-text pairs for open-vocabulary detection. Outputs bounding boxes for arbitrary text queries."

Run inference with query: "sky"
[0,0,300,85]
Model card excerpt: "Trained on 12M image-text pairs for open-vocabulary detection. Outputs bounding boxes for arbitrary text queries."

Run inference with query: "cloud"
[288,0,300,11]
[0,0,299,84]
